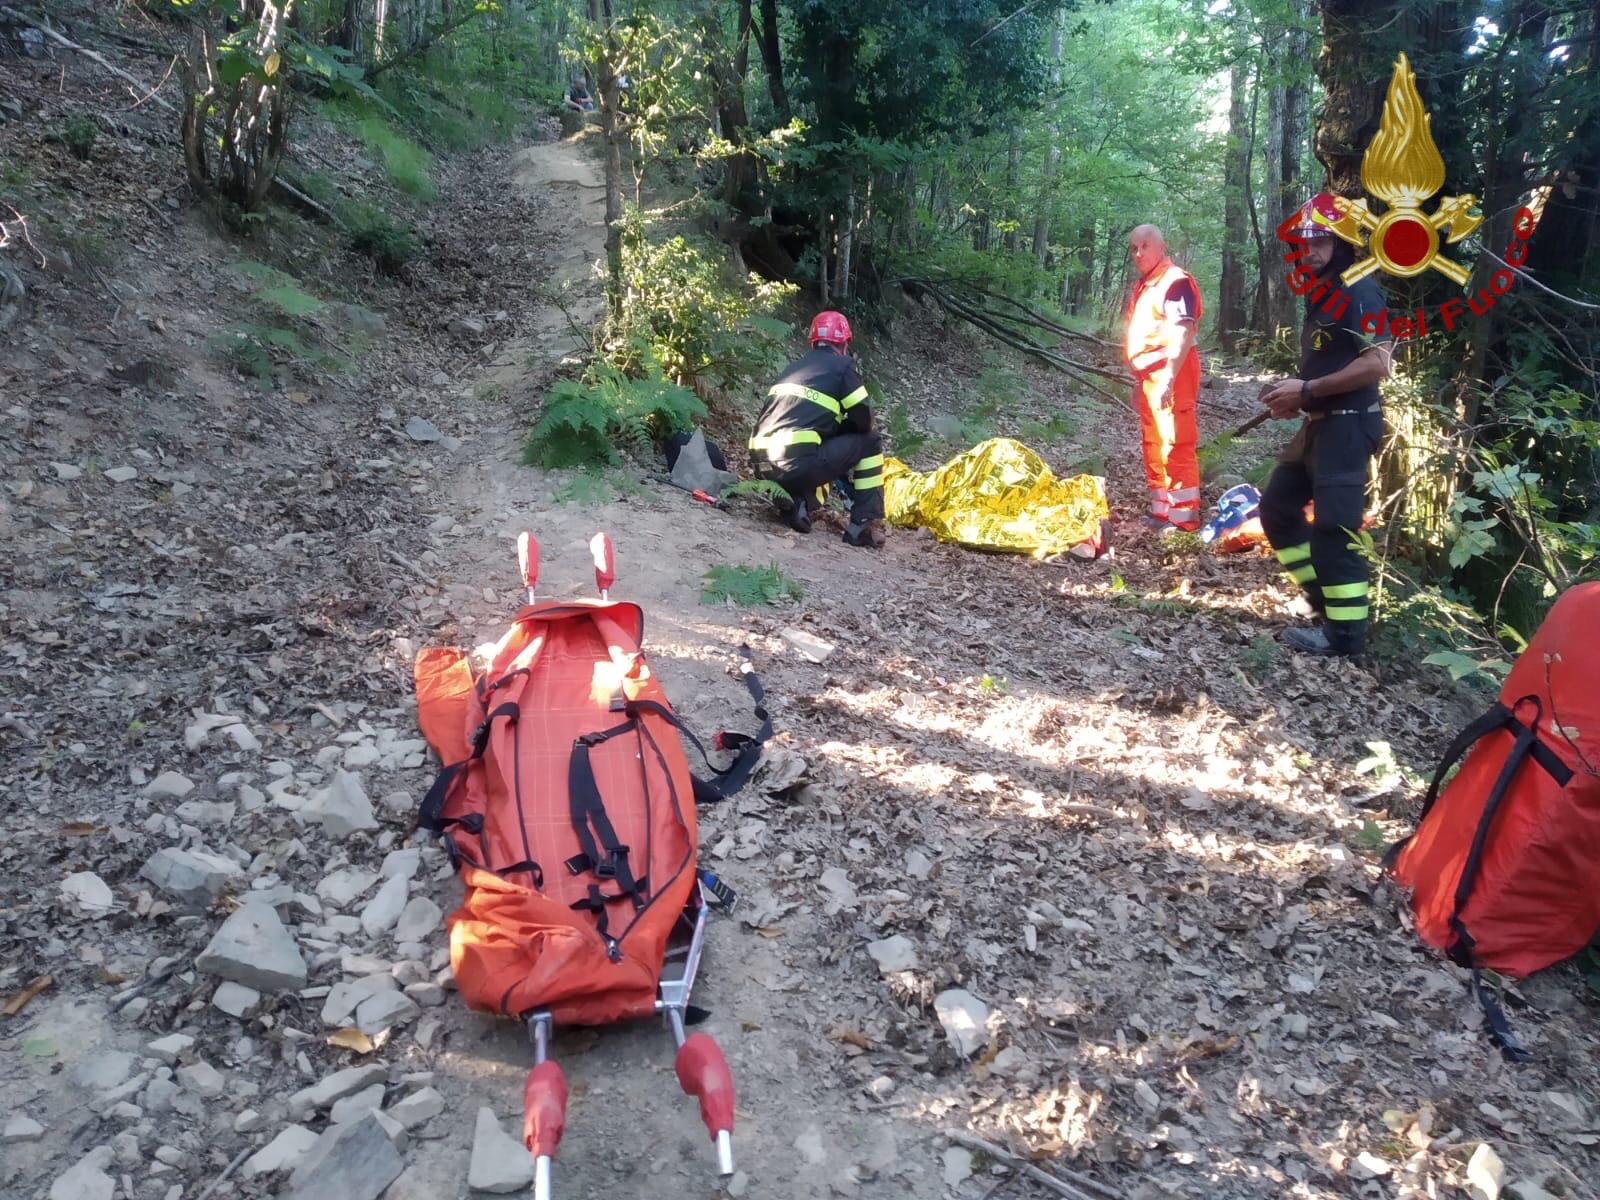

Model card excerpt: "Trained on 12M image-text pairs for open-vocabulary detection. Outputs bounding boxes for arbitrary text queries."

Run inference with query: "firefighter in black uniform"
[749,311,887,548]
[1258,193,1394,656]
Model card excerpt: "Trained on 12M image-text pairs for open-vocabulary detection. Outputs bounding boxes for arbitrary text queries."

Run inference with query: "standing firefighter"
[749,311,887,549]
[1124,225,1204,532]
[1258,193,1393,656]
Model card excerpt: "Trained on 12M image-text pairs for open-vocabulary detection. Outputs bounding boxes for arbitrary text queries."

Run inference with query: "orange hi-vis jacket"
[1124,262,1202,378]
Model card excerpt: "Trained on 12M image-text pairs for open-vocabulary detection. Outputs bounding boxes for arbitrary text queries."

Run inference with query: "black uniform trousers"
[1259,410,1381,652]
[757,431,885,524]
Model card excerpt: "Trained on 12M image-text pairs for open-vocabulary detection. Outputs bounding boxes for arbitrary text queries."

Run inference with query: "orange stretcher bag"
[413,534,768,1026]
[1387,582,1600,1056]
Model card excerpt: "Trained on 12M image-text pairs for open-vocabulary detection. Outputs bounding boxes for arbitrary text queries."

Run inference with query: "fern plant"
[700,564,804,607]
[722,478,791,503]
[523,361,705,469]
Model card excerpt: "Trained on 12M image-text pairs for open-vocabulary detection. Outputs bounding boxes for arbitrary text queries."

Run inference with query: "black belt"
[1306,404,1380,420]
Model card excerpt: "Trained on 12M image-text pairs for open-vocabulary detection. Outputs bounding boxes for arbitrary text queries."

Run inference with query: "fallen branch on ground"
[945,1131,1124,1200]
[904,278,1128,403]
[273,176,347,230]
[0,6,174,111]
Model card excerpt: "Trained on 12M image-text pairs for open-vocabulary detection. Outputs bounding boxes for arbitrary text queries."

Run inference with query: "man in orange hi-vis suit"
[1123,225,1203,533]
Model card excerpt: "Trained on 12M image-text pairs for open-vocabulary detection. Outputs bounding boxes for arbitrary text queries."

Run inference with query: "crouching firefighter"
[1257,192,1393,657]
[748,311,887,548]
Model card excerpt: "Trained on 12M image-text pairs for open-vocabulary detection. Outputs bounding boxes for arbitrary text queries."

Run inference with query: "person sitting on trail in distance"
[1123,224,1203,534]
[563,77,594,112]
[1256,192,1392,658]
[748,311,887,549]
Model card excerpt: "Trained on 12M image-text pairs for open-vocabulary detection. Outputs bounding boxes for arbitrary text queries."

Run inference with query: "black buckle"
[700,870,738,912]
[596,846,629,880]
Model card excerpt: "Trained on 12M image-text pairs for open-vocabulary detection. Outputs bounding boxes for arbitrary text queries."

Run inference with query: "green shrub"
[60,115,96,161]
[615,213,795,397]
[346,204,421,273]
[700,564,804,607]
[523,361,705,469]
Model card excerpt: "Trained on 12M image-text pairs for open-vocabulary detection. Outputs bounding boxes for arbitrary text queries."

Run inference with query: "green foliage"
[977,674,1009,695]
[58,115,97,161]
[1240,635,1277,681]
[210,261,344,385]
[885,403,929,459]
[614,214,795,396]
[1355,819,1387,853]
[1197,433,1234,482]
[523,361,705,469]
[327,101,437,198]
[722,478,791,503]
[1018,414,1076,443]
[700,563,804,607]
[345,204,421,273]
[254,283,325,318]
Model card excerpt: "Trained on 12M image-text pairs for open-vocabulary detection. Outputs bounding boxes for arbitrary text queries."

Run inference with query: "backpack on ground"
[1386,581,1600,1056]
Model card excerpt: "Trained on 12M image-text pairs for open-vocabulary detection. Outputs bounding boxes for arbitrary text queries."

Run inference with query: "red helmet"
[1289,192,1343,239]
[808,310,852,347]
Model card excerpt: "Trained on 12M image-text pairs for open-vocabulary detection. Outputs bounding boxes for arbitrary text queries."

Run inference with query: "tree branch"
[365,6,485,80]
[0,6,174,110]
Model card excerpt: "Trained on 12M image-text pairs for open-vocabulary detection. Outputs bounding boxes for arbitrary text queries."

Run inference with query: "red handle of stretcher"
[522,1060,568,1158]
[675,1033,735,1142]
[518,532,539,591]
[590,533,615,595]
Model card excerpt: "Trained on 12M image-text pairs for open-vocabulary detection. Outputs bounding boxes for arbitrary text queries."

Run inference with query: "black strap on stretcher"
[1384,696,1574,1061]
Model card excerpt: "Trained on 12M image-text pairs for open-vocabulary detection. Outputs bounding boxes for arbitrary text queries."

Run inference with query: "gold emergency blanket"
[884,437,1109,558]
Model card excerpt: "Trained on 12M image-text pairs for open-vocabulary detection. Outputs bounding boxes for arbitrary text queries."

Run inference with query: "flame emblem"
[1329,53,1481,286]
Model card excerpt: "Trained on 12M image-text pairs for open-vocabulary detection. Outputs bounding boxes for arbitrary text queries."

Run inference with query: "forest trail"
[391,132,947,1199]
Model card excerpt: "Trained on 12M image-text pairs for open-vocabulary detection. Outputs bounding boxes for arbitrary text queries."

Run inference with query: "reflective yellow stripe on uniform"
[1322,582,1368,599]
[853,474,883,490]
[1276,542,1317,583]
[1323,581,1369,621]
[839,386,870,411]
[1326,604,1370,621]
[852,454,885,474]
[748,429,823,453]
[767,382,842,418]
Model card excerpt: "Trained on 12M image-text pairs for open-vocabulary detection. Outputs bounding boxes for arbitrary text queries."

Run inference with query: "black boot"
[1285,623,1364,657]
[787,497,811,534]
[842,519,886,548]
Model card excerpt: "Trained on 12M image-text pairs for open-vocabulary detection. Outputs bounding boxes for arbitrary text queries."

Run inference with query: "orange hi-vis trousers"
[1132,350,1201,530]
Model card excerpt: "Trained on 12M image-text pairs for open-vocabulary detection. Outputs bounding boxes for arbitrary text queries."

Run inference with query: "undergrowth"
[523,361,704,469]
[700,563,804,607]
[208,261,345,384]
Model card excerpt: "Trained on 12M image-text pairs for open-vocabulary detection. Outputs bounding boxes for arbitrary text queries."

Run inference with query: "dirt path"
[396,131,948,1200]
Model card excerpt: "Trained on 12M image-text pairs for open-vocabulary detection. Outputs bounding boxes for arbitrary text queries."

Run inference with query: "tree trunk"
[1313,0,1389,196]
[1003,125,1022,252]
[757,0,790,122]
[336,0,362,55]
[588,0,623,324]
[1032,11,1063,268]
[373,0,387,59]
[1217,38,1251,349]
[838,186,855,301]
